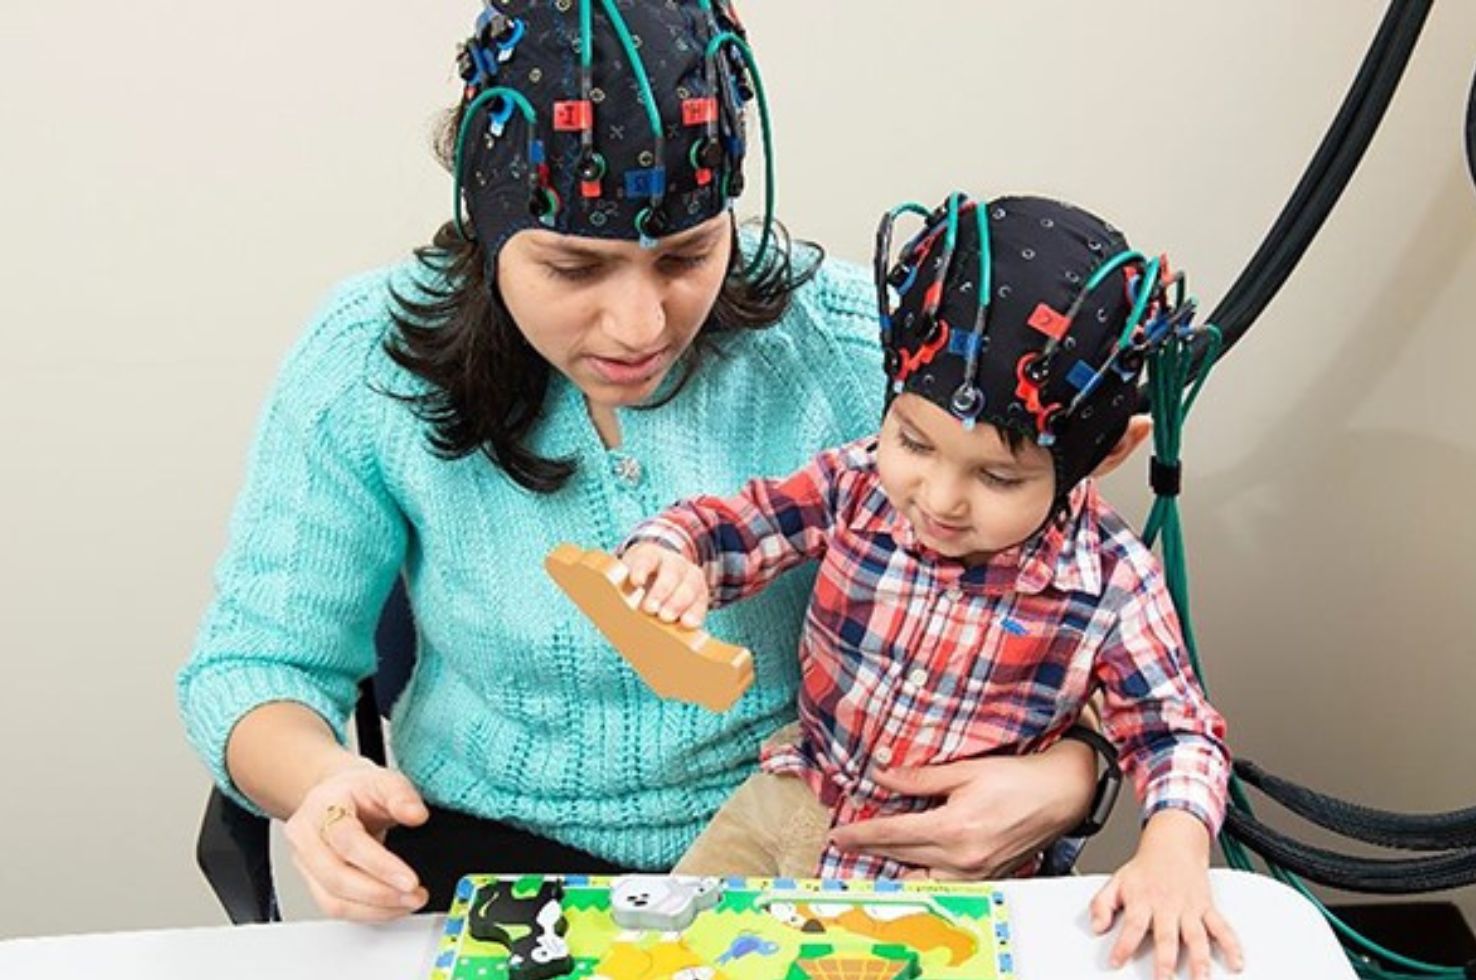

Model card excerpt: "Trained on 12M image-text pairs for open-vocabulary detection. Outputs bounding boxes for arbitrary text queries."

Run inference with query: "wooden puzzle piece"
[763,898,977,967]
[787,944,922,980]
[609,874,724,931]
[468,878,574,980]
[591,937,727,980]
[546,544,754,712]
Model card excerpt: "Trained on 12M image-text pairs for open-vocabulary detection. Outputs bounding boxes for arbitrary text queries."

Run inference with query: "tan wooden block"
[545,543,754,713]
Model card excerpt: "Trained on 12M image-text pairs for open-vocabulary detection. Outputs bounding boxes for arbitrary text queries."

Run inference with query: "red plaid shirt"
[628,438,1229,878]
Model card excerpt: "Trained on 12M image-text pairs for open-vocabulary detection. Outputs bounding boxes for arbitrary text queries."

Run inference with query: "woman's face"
[496,213,733,409]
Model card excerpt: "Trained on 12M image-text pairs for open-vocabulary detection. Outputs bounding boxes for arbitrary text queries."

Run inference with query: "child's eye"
[897,431,931,454]
[979,470,1024,490]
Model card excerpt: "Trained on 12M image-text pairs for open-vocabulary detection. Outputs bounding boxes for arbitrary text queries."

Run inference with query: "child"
[619,193,1242,978]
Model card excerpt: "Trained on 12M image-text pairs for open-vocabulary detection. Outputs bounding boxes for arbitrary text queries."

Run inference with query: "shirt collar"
[846,449,1104,597]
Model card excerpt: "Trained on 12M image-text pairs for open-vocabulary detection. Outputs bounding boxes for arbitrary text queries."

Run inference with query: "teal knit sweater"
[176,254,883,869]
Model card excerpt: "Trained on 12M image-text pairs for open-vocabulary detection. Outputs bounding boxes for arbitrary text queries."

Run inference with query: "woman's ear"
[1091,416,1153,479]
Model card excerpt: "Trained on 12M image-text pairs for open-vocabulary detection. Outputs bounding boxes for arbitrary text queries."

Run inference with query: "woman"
[177,0,1100,920]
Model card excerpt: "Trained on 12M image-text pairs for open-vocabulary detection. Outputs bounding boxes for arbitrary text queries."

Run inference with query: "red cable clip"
[682,97,718,126]
[552,100,593,132]
[1027,302,1071,341]
[896,320,951,384]
[1015,353,1062,435]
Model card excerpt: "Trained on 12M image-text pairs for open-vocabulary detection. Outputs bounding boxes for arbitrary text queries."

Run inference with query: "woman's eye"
[660,252,711,273]
[546,264,600,281]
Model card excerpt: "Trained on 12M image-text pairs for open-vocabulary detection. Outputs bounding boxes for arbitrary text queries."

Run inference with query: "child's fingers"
[1151,910,1179,980]
[679,574,710,628]
[1108,902,1151,968]
[641,555,688,613]
[1205,907,1245,971]
[1180,916,1212,980]
[621,547,661,588]
[657,574,704,624]
[1088,878,1121,934]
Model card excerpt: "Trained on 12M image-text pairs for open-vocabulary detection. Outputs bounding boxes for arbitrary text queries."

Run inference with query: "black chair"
[195,577,418,924]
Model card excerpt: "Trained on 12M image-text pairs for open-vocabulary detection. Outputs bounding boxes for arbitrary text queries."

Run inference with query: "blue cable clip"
[895,263,920,298]
[465,44,499,91]
[1066,359,1096,392]
[488,95,516,138]
[947,330,982,358]
[494,18,525,62]
[624,167,667,198]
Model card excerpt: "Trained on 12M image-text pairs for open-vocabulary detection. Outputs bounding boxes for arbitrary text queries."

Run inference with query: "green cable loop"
[452,86,539,239]
[579,0,592,68]
[976,199,992,306]
[597,0,662,146]
[705,31,775,277]
[1118,255,1161,348]
[943,191,962,252]
[1085,248,1146,292]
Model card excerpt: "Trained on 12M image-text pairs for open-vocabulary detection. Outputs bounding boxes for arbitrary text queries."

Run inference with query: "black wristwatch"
[1059,724,1122,838]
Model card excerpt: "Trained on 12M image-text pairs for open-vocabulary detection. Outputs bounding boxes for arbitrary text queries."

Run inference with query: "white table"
[0,870,1354,978]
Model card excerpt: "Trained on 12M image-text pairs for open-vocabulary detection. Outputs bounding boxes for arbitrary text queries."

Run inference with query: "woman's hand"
[828,737,1097,879]
[621,543,710,629]
[281,760,431,921]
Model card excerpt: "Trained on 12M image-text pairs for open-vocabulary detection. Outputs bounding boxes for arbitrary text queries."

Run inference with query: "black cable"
[1235,760,1476,851]
[1466,61,1476,189]
[1223,809,1476,894]
[1207,0,1432,353]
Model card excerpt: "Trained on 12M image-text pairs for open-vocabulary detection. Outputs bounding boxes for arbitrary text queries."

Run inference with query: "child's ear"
[1090,416,1153,479]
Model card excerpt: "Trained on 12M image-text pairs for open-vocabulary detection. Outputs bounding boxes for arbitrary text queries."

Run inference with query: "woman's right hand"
[620,543,709,629]
[281,760,431,920]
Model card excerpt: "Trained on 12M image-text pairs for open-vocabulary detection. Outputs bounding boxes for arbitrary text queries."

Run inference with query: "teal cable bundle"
[1143,327,1469,979]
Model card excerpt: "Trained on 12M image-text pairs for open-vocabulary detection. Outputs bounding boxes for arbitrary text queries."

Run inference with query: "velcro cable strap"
[1150,456,1182,497]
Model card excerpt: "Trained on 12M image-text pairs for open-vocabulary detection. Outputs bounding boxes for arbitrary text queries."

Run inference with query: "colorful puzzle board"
[430,873,1015,980]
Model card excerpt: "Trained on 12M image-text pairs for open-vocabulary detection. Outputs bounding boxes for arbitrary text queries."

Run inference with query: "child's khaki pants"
[673,723,832,877]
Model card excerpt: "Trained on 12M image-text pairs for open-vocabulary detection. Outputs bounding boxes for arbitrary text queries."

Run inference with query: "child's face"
[876,394,1058,563]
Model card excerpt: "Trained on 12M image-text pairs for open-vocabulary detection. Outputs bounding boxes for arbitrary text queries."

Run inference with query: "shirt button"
[945,586,963,601]
[908,668,929,689]
[873,745,894,766]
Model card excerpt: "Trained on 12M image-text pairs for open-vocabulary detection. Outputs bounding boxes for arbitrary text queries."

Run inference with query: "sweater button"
[612,455,643,487]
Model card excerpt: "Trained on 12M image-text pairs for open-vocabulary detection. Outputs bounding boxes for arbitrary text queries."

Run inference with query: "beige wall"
[2,0,1473,939]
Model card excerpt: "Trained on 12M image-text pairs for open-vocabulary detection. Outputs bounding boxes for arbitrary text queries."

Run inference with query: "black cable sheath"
[1207,0,1432,353]
[1223,809,1476,894]
[1235,760,1476,851]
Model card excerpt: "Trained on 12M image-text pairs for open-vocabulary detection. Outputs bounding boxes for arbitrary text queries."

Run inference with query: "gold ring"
[319,803,352,842]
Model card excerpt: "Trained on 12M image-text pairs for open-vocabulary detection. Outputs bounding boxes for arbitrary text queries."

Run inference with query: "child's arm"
[1089,809,1242,980]
[1090,558,1240,977]
[619,443,854,622]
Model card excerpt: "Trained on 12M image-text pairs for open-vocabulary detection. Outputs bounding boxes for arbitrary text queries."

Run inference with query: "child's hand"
[621,543,710,629]
[1089,809,1244,980]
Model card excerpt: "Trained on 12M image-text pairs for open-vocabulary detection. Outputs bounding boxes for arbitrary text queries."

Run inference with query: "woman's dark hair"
[384,107,822,494]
